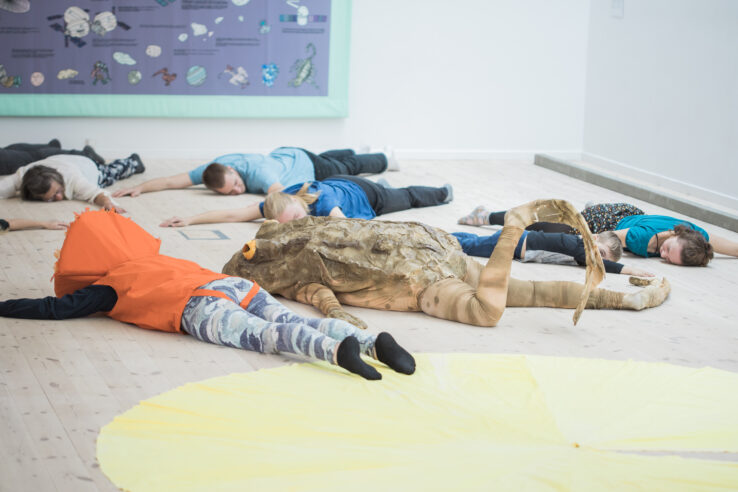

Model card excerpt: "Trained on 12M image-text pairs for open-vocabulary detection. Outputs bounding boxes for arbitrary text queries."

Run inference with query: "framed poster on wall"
[0,0,350,117]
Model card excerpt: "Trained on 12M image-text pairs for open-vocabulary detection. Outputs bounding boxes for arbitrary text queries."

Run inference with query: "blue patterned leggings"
[96,155,140,188]
[181,277,376,364]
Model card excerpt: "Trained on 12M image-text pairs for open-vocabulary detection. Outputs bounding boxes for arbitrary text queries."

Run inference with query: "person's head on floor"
[21,165,65,202]
[263,183,320,223]
[661,225,713,266]
[203,163,246,195]
[593,231,623,262]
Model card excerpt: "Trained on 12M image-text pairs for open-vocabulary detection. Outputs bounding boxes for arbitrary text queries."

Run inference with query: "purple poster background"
[0,0,330,96]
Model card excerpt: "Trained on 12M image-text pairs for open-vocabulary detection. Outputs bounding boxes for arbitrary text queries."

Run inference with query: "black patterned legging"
[96,155,140,188]
[489,203,645,234]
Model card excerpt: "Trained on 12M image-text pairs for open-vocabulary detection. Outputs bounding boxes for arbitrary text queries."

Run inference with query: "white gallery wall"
[3,1,733,206]
[0,0,590,160]
[583,0,738,205]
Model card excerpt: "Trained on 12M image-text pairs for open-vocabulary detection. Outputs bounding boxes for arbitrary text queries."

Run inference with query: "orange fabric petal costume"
[54,210,227,332]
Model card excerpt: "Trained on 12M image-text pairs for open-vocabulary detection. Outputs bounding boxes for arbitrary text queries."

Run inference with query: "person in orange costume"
[0,210,415,380]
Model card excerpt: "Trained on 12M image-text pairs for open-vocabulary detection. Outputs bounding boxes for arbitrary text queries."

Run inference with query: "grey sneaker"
[442,183,453,203]
[376,177,391,188]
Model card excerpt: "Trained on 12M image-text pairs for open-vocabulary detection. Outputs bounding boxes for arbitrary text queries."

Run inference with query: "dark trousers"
[339,175,449,216]
[488,211,576,234]
[303,148,388,180]
[0,142,87,175]
[452,231,528,259]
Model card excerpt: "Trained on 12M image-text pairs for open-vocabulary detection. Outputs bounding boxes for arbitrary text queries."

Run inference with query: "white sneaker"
[384,145,400,172]
[376,177,391,188]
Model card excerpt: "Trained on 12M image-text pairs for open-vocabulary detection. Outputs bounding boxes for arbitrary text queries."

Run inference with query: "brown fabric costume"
[222,199,670,327]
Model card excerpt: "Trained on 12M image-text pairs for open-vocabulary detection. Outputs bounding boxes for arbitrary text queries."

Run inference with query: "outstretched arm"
[2,218,68,231]
[93,192,126,214]
[112,172,193,197]
[620,265,654,277]
[160,202,263,227]
[709,235,738,257]
[0,285,117,319]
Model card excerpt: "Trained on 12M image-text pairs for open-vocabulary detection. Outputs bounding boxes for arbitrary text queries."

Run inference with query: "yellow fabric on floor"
[97,354,738,491]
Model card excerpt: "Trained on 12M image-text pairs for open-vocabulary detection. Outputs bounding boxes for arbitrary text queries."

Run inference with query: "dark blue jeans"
[452,231,529,258]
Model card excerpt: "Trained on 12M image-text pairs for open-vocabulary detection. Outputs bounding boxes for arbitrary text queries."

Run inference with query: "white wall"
[0,0,590,161]
[582,0,738,205]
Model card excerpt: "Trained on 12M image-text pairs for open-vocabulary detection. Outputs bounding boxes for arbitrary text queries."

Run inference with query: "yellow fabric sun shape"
[98,354,738,491]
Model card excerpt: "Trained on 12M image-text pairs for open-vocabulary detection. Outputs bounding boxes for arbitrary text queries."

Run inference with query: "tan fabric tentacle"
[289,282,369,329]
[420,226,525,326]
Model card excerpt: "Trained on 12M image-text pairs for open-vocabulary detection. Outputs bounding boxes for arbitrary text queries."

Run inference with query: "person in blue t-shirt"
[159,175,453,227]
[113,147,392,198]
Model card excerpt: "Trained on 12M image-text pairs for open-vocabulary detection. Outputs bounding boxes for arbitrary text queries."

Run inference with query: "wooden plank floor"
[2,158,737,490]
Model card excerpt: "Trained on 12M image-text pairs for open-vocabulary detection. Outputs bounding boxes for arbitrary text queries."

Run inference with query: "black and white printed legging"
[180,277,377,364]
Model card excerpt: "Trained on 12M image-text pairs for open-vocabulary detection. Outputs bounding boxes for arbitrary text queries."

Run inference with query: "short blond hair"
[597,231,623,261]
[263,182,320,220]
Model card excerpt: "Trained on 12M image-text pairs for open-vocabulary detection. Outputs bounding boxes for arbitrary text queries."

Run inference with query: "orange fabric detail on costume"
[242,240,256,260]
[191,282,261,309]
[54,209,161,297]
[239,282,261,309]
[95,256,228,332]
[191,289,233,302]
[53,210,226,333]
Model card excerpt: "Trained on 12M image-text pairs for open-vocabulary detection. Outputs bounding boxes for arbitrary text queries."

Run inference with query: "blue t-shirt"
[616,215,709,257]
[259,178,376,219]
[188,147,314,194]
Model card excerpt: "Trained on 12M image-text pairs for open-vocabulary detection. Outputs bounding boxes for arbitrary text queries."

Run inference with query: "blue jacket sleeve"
[0,285,117,320]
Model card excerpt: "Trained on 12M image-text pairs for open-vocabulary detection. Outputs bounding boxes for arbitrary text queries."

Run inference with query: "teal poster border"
[0,1,350,118]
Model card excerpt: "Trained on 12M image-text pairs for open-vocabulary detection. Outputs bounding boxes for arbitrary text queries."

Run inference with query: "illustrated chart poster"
[0,0,350,117]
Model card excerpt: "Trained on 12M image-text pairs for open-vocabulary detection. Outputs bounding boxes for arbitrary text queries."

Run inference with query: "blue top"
[616,215,709,257]
[188,147,314,194]
[259,178,375,219]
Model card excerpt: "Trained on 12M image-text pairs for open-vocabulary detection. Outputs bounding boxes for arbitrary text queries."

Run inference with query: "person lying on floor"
[0,153,144,213]
[160,175,452,227]
[459,202,738,266]
[113,147,396,198]
[0,139,105,175]
[0,218,68,232]
[452,229,653,277]
[0,210,414,381]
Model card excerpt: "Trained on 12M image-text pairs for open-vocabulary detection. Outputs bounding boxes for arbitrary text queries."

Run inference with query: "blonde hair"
[597,231,623,261]
[263,182,320,220]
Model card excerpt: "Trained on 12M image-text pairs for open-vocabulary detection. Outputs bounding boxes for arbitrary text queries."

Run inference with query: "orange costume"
[2,210,413,380]
[53,210,257,332]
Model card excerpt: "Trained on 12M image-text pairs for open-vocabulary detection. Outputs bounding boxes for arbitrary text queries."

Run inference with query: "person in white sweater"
[0,153,143,212]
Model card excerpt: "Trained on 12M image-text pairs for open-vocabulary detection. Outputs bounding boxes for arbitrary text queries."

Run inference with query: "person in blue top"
[113,147,394,198]
[611,215,717,266]
[458,202,738,267]
[159,175,453,227]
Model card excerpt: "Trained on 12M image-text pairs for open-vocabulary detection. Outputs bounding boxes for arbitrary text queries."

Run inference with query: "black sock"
[130,153,145,174]
[374,332,415,375]
[83,145,105,165]
[488,211,506,225]
[336,336,381,380]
